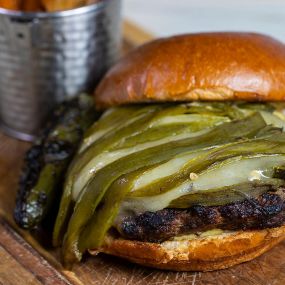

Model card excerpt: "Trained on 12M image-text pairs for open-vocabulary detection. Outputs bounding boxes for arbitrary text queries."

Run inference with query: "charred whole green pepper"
[14,94,98,230]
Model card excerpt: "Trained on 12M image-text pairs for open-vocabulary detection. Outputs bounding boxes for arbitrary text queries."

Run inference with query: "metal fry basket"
[0,0,121,140]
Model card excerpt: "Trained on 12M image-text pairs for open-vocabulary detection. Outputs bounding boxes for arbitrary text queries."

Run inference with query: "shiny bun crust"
[95,32,285,109]
[89,226,285,271]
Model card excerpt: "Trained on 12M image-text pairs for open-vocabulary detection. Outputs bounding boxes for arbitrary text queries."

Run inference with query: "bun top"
[95,32,285,108]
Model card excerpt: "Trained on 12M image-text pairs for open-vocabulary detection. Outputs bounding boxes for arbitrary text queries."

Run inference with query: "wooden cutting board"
[1,22,285,285]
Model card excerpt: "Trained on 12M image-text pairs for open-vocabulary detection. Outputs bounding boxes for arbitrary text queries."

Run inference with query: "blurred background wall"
[123,0,285,42]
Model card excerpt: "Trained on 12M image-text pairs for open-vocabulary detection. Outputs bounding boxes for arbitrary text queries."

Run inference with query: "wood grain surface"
[0,22,285,285]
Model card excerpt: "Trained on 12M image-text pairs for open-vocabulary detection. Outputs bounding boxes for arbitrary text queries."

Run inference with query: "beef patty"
[117,188,285,242]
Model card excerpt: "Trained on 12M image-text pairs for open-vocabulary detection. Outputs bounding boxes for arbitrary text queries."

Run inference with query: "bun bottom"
[89,226,285,271]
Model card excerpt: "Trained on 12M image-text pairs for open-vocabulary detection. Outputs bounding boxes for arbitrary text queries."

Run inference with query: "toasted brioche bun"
[95,32,285,109]
[89,226,285,271]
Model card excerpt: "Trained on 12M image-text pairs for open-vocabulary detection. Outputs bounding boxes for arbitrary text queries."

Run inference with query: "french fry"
[41,0,86,12]
[0,0,21,10]
[22,0,43,11]
[0,0,95,12]
[85,0,100,4]
[0,0,97,12]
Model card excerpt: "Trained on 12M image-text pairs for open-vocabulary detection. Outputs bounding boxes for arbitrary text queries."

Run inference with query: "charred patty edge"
[117,188,285,243]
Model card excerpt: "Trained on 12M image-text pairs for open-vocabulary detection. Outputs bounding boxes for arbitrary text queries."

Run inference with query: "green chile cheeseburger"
[54,32,285,271]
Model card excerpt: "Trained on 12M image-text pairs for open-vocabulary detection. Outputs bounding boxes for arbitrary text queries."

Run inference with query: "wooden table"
[0,22,285,285]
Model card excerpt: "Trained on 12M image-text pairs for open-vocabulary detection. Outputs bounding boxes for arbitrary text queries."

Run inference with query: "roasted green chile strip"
[78,168,151,251]
[123,155,285,214]
[169,181,283,208]
[61,113,267,264]
[112,117,228,150]
[80,106,141,152]
[128,135,285,198]
[80,104,190,152]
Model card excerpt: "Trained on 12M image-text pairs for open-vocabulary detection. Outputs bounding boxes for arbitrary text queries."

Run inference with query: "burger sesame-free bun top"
[95,32,285,109]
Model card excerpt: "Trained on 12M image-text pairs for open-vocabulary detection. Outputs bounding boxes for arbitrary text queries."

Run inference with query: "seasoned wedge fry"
[41,0,86,11]
[0,0,97,11]
[22,0,43,11]
[0,0,21,10]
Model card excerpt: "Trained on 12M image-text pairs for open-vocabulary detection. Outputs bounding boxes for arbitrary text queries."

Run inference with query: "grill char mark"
[118,188,285,242]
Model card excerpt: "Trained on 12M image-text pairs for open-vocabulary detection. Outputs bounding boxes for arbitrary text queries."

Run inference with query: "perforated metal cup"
[0,0,121,141]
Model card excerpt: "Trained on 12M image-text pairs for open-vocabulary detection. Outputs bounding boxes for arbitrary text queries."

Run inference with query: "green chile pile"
[53,102,285,265]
